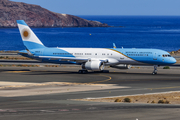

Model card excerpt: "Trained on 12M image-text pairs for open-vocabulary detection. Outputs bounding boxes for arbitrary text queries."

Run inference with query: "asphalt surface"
[1,59,180,67]
[0,66,180,120]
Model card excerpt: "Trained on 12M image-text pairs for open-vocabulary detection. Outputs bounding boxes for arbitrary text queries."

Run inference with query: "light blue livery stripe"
[16,20,28,26]
[24,41,46,50]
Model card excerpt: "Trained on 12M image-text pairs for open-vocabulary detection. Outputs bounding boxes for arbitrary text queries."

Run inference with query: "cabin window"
[75,53,83,55]
[162,54,171,57]
[85,53,91,55]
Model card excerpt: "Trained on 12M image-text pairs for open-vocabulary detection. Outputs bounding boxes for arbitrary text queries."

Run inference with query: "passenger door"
[153,52,157,60]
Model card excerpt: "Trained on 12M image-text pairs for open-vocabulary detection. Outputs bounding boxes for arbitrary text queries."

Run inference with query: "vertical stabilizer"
[113,43,116,48]
[17,20,46,50]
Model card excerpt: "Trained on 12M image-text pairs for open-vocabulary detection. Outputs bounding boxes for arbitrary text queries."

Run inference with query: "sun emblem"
[21,28,31,40]
[23,31,29,37]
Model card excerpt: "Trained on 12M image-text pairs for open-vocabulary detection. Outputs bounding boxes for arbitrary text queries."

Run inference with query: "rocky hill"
[0,0,109,27]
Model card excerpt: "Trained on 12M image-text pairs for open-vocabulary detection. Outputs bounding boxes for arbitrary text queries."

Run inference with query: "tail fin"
[113,43,116,49]
[17,20,46,50]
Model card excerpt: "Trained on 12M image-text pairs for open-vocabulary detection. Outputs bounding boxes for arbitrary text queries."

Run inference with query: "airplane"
[16,20,176,75]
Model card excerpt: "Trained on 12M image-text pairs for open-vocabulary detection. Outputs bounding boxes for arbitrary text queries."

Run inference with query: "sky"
[11,0,180,16]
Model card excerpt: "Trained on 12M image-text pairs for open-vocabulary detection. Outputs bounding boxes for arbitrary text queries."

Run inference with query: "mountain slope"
[0,0,109,27]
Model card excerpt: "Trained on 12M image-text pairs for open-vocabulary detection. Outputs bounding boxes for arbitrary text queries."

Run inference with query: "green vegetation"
[0,64,40,67]
[165,100,170,104]
[0,64,63,67]
[158,100,170,104]
[124,98,131,102]
[45,65,59,67]
[163,66,170,69]
[114,98,121,102]
[158,100,165,103]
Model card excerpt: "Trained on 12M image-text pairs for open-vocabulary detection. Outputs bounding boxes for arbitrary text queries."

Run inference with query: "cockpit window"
[162,54,171,57]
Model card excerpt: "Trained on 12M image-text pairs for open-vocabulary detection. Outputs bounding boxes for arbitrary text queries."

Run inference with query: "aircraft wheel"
[101,70,109,73]
[82,70,86,74]
[78,70,82,74]
[78,70,88,74]
[152,72,157,75]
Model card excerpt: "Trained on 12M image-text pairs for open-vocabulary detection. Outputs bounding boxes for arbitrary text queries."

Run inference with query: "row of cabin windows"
[53,53,113,56]
[127,54,149,56]
[35,51,41,53]
[126,52,152,54]
[53,53,73,55]
[102,53,113,55]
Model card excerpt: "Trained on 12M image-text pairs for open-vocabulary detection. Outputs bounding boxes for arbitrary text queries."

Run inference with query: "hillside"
[0,0,109,27]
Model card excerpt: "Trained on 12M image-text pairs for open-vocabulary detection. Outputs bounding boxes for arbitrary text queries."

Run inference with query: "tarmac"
[0,65,180,120]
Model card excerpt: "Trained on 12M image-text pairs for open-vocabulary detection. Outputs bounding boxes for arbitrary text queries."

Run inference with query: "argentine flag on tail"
[17,20,46,50]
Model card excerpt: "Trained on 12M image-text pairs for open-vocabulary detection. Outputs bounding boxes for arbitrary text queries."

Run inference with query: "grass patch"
[114,98,121,102]
[0,64,40,67]
[0,56,33,60]
[158,100,165,103]
[45,65,59,67]
[124,98,131,102]
[158,100,170,104]
[163,66,170,69]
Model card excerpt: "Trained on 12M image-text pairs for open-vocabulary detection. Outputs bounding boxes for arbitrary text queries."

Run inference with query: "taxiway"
[0,66,180,120]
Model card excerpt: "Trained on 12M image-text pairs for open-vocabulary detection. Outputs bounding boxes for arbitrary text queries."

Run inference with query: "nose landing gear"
[152,65,158,75]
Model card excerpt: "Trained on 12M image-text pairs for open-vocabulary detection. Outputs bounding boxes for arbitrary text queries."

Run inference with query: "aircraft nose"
[171,57,176,64]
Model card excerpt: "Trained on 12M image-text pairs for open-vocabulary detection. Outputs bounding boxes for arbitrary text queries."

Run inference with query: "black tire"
[102,70,109,73]
[152,72,157,75]
[78,70,82,74]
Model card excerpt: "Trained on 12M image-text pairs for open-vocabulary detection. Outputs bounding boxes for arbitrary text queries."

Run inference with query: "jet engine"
[82,61,104,71]
[111,64,131,69]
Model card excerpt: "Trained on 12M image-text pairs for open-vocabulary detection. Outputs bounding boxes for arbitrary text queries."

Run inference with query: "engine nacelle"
[111,64,131,69]
[82,61,104,71]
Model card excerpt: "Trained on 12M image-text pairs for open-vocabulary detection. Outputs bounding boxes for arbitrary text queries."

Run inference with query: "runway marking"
[148,86,180,90]
[83,91,180,100]
[0,109,17,112]
[40,110,55,113]
[105,78,180,83]
[5,71,31,73]
[89,74,112,84]
[72,109,80,111]
[59,109,69,112]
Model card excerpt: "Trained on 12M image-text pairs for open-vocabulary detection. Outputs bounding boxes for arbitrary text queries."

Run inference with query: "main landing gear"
[78,70,88,74]
[78,70,109,74]
[152,65,158,75]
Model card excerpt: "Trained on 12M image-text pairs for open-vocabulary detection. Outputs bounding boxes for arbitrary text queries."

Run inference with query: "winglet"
[113,43,116,49]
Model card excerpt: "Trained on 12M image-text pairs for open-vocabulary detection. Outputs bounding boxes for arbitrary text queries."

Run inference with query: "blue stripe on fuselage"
[24,41,46,50]
[40,48,75,64]
[22,47,75,64]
